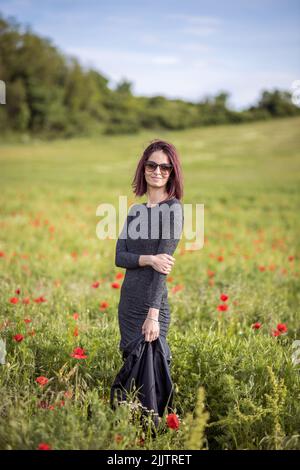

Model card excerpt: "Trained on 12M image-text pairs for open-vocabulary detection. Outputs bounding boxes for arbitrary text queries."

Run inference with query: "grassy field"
[0,116,299,450]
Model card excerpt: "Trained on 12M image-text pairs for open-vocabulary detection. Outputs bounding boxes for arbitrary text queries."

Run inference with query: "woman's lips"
[151,176,161,180]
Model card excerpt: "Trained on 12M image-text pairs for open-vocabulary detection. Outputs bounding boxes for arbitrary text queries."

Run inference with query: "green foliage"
[0,113,300,449]
[1,14,300,139]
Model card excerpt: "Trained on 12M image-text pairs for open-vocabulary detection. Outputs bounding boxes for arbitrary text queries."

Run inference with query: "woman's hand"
[151,253,175,274]
[142,309,159,342]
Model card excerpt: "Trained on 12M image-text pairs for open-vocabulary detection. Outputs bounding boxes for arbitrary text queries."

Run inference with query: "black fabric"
[110,334,174,428]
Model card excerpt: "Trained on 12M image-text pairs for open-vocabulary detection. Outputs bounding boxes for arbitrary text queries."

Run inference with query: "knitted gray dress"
[110,197,184,423]
[115,197,184,357]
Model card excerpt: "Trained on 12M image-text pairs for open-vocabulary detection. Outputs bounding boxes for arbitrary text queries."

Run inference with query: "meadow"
[0,116,299,450]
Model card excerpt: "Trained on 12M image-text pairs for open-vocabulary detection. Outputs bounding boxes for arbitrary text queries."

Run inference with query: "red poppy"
[99,301,109,311]
[172,284,184,293]
[166,413,180,430]
[114,433,123,443]
[37,443,52,450]
[73,312,79,320]
[73,326,79,337]
[92,281,100,288]
[217,304,228,311]
[272,329,280,337]
[207,269,215,278]
[258,266,266,272]
[111,282,120,289]
[252,322,262,329]
[276,323,288,333]
[220,293,228,302]
[10,297,19,304]
[115,272,124,280]
[15,288,21,295]
[70,347,88,359]
[13,333,24,342]
[22,297,30,304]
[0,251,5,257]
[34,295,46,303]
[36,376,49,387]
[217,255,224,262]
[24,318,32,324]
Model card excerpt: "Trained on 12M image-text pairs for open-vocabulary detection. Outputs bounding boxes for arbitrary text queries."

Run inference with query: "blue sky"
[0,0,299,109]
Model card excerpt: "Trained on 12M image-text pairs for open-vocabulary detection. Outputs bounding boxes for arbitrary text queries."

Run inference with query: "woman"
[110,139,184,429]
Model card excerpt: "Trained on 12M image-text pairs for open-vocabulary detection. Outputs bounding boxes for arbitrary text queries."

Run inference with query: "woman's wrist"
[139,255,155,267]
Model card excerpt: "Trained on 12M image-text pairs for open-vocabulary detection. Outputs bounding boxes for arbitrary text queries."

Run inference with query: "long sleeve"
[115,214,141,269]
[149,201,184,309]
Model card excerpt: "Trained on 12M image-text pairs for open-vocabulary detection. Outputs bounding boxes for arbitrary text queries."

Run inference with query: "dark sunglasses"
[144,160,173,175]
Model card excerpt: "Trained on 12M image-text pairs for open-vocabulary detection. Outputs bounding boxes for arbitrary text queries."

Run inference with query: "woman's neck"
[146,189,169,206]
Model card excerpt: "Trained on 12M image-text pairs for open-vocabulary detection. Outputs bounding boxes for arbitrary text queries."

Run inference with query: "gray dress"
[110,197,184,424]
[115,197,184,356]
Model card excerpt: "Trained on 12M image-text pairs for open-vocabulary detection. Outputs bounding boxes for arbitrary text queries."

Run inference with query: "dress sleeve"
[149,201,184,309]
[115,214,141,269]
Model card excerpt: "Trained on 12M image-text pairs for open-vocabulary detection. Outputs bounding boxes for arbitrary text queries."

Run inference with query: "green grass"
[0,116,300,450]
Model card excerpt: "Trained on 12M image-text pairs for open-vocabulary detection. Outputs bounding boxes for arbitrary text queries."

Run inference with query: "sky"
[0,0,299,110]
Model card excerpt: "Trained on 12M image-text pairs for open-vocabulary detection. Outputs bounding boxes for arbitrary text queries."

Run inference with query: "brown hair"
[132,139,184,201]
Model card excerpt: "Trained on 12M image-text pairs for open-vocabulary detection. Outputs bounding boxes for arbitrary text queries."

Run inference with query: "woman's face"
[144,150,172,190]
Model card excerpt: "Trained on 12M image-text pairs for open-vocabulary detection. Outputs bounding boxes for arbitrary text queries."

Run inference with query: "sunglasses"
[144,160,173,175]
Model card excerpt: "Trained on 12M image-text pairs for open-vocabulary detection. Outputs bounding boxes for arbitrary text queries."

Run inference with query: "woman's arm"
[148,201,184,310]
[115,214,140,269]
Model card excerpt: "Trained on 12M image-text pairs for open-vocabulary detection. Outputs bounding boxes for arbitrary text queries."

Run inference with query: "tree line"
[0,14,299,139]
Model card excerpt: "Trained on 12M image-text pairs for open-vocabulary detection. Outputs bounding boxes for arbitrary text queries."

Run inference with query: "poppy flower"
[115,272,124,280]
[37,443,52,450]
[70,347,88,359]
[10,297,19,304]
[172,284,184,293]
[276,323,288,333]
[220,293,228,302]
[24,318,32,324]
[36,376,49,387]
[73,312,79,320]
[99,301,109,311]
[13,333,24,342]
[111,282,120,289]
[73,326,79,337]
[91,281,100,288]
[15,288,21,295]
[33,295,47,303]
[217,304,228,311]
[272,329,281,337]
[22,297,30,304]
[252,322,262,329]
[166,413,180,430]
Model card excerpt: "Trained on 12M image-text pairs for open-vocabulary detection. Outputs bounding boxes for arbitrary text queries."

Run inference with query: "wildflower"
[36,376,49,387]
[217,304,228,311]
[99,301,109,311]
[92,281,100,288]
[10,297,19,304]
[277,323,288,334]
[166,413,180,430]
[73,312,79,320]
[70,347,88,359]
[115,272,124,280]
[252,322,262,329]
[111,282,120,289]
[220,293,228,302]
[37,443,52,450]
[13,333,24,342]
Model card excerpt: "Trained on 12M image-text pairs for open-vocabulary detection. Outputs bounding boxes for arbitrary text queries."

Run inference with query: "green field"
[0,116,299,450]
